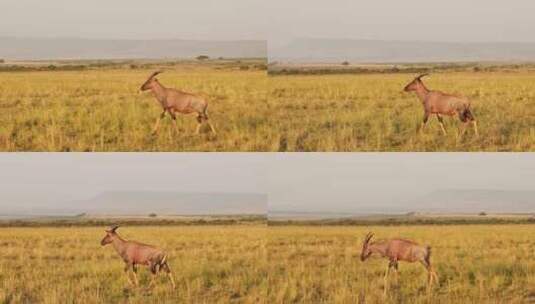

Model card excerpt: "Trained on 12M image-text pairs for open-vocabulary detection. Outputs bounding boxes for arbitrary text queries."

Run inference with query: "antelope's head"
[403,73,428,92]
[140,71,163,91]
[101,225,119,246]
[360,232,374,261]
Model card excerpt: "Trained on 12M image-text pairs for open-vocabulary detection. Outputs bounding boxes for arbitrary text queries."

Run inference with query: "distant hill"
[270,38,535,63]
[1,191,266,217]
[269,189,535,219]
[412,189,535,214]
[0,37,266,60]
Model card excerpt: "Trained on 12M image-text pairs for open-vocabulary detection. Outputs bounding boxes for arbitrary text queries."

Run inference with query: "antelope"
[404,74,478,137]
[100,225,176,289]
[360,232,438,294]
[140,71,216,135]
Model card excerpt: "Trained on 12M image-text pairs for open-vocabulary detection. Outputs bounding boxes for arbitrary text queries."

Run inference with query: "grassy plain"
[0,60,269,151]
[0,225,267,303]
[2,62,535,151]
[268,225,535,303]
[269,68,535,151]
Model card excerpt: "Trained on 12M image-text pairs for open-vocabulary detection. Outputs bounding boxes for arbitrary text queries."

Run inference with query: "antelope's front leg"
[131,264,140,286]
[419,112,430,134]
[152,110,166,135]
[124,264,134,286]
[383,262,393,295]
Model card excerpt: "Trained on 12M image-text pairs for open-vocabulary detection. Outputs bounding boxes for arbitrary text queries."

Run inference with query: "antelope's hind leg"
[168,111,180,135]
[436,114,447,135]
[205,115,217,135]
[195,115,203,135]
[162,262,176,288]
[472,120,479,137]
[148,263,159,289]
[420,260,438,289]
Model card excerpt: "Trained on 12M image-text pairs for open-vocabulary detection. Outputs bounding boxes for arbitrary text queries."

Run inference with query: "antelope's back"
[126,241,165,264]
[427,91,470,114]
[387,239,425,262]
[167,89,208,113]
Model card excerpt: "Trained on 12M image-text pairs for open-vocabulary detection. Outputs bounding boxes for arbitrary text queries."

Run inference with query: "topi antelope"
[101,225,176,289]
[360,232,438,294]
[140,71,216,135]
[404,74,478,137]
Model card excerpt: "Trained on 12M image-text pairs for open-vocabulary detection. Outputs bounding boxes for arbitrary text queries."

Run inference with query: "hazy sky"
[1,154,534,214]
[0,0,268,40]
[269,0,535,48]
[0,154,266,208]
[268,153,535,213]
[3,1,534,46]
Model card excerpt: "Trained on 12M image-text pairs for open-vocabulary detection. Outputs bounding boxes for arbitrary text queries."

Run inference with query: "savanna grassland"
[269,68,535,151]
[0,225,267,304]
[268,225,535,303]
[0,60,269,151]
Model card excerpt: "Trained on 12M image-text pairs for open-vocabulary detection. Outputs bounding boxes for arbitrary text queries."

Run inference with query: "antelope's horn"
[107,225,120,233]
[416,73,429,80]
[148,70,163,79]
[364,232,374,243]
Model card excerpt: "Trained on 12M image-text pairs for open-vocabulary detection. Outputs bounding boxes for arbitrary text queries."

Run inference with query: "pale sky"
[2,1,534,46]
[268,0,535,48]
[267,153,535,213]
[0,0,268,40]
[0,154,534,214]
[0,153,266,208]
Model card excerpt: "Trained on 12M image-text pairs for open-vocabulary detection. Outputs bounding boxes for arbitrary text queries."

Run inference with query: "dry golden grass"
[0,65,269,151]
[0,226,267,303]
[269,71,535,151]
[2,67,535,151]
[268,225,535,303]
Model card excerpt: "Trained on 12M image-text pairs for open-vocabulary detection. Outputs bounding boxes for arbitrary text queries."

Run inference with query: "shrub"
[196,55,210,61]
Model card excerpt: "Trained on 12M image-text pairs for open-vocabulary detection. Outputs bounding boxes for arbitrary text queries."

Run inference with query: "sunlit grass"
[0,67,269,151]
[0,226,267,303]
[269,72,535,151]
[268,225,535,303]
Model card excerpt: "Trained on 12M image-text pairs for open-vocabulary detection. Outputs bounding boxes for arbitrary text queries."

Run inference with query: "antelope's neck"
[415,84,429,103]
[152,83,167,100]
[111,235,127,254]
[370,242,387,257]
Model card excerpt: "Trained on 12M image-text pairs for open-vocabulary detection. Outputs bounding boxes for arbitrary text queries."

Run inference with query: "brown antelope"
[404,74,478,137]
[101,225,176,289]
[140,71,216,135]
[360,232,438,294]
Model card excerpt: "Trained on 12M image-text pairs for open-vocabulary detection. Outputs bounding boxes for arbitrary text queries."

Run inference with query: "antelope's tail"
[460,105,475,122]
